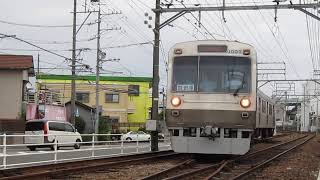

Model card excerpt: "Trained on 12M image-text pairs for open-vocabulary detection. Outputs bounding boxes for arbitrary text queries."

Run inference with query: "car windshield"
[172,56,251,93]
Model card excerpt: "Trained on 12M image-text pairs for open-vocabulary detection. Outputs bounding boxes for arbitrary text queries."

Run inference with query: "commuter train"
[166,40,275,155]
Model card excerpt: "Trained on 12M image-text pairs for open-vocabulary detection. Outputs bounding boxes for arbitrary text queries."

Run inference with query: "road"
[0,142,171,169]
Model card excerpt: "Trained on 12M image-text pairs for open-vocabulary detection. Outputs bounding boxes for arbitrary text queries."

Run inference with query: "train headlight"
[171,96,181,107]
[240,98,251,108]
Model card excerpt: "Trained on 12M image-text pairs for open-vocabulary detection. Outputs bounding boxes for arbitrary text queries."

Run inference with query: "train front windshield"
[172,56,251,93]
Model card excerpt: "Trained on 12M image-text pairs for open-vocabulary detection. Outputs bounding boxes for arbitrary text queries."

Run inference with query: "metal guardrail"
[0,133,171,170]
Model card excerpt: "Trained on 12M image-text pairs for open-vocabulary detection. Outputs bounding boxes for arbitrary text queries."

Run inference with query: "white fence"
[0,133,171,170]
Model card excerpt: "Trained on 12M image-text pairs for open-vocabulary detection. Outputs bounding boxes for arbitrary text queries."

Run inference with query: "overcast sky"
[0,0,319,96]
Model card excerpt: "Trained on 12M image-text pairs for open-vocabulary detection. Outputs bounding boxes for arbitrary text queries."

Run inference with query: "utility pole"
[151,0,160,152]
[95,5,101,134]
[71,0,77,125]
[162,87,166,121]
[37,53,40,75]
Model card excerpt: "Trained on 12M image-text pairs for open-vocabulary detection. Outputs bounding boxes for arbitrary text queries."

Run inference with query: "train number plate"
[177,84,194,91]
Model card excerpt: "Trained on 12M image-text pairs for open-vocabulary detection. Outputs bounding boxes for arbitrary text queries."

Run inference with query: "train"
[165,40,276,155]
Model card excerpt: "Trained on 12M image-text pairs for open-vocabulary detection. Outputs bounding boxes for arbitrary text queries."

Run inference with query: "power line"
[0,32,70,60]
[0,19,97,28]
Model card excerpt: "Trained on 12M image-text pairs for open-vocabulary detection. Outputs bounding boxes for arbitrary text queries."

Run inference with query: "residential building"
[0,55,34,133]
[37,74,152,131]
[65,101,95,133]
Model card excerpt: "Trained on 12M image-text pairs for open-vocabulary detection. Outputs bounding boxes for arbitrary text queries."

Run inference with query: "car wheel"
[28,146,36,151]
[74,139,81,149]
[126,137,132,142]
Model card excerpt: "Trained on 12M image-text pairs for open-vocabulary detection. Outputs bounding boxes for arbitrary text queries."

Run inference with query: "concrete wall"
[0,70,23,119]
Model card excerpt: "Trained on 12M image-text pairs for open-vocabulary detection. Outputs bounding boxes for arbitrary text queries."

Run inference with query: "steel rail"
[203,134,314,180]
[140,159,194,180]
[162,160,226,180]
[231,135,315,180]
[0,151,181,180]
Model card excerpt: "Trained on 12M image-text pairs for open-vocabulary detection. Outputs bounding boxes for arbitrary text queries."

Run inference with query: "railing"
[0,133,171,170]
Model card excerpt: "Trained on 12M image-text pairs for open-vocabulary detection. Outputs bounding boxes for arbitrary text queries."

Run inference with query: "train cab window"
[242,131,250,138]
[199,56,251,93]
[172,56,198,92]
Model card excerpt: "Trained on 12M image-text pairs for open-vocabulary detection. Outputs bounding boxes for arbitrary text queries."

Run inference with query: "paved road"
[0,142,171,169]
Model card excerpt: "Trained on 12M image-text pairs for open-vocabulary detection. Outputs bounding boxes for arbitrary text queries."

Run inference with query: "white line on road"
[17,152,28,154]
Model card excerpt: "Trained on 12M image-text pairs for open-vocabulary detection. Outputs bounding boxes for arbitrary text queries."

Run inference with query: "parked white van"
[24,120,82,151]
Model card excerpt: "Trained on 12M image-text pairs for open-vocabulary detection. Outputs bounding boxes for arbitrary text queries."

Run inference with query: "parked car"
[24,120,82,151]
[122,131,151,142]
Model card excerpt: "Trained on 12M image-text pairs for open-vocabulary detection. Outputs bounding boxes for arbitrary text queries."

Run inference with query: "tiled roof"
[0,55,34,70]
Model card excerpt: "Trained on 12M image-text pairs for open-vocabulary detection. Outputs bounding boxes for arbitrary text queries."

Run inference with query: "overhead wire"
[0,19,97,28]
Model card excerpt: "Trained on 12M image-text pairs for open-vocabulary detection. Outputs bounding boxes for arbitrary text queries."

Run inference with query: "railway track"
[141,134,314,180]
[0,150,188,180]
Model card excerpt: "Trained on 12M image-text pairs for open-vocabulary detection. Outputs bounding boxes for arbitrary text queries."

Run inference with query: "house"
[0,55,34,133]
[65,101,96,133]
[37,74,152,131]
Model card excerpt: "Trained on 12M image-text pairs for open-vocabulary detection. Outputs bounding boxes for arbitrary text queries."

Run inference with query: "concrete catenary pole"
[151,0,161,152]
[95,6,101,134]
[71,0,77,125]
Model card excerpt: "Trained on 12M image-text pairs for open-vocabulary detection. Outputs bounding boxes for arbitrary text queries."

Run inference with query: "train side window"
[262,100,266,113]
[173,129,179,136]
[258,98,261,111]
[269,104,273,115]
[242,131,250,138]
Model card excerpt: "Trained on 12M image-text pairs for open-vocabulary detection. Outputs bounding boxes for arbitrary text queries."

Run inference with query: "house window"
[105,93,119,103]
[128,85,140,96]
[76,92,89,103]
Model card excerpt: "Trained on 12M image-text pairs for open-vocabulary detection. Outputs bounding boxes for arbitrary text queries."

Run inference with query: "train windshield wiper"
[233,79,245,97]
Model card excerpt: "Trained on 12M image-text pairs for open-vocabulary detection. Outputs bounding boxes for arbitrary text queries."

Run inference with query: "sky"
[0,0,319,97]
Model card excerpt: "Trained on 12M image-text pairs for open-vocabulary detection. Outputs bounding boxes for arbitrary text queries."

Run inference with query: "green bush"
[75,117,86,133]
[98,116,111,142]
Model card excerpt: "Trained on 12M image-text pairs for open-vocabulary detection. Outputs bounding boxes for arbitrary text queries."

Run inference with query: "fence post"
[3,134,6,169]
[149,136,152,151]
[136,134,139,153]
[54,135,57,163]
[91,133,95,158]
[121,134,124,154]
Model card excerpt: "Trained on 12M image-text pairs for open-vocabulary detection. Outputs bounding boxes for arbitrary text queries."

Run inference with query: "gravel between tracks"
[55,159,182,180]
[249,133,303,153]
[248,134,320,180]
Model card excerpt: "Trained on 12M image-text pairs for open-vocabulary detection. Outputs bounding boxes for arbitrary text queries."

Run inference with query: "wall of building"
[38,76,152,126]
[0,70,23,119]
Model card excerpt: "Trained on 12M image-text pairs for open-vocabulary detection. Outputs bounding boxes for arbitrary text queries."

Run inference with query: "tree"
[98,116,111,141]
[75,116,86,133]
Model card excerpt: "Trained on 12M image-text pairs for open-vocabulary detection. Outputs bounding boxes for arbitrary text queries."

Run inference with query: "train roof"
[171,40,254,49]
